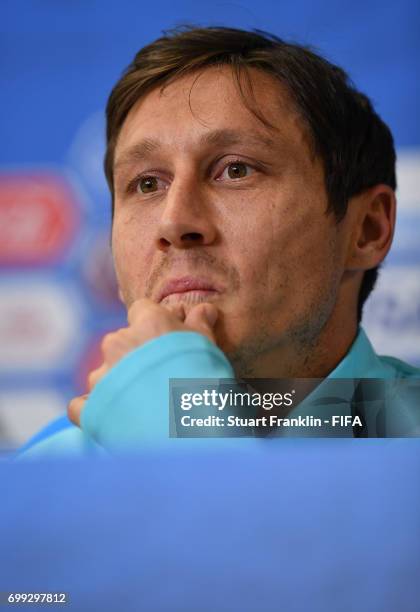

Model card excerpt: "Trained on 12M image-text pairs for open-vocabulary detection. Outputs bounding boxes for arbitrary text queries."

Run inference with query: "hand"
[67,298,219,427]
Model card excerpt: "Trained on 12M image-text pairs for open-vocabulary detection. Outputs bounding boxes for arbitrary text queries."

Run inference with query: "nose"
[155,177,217,251]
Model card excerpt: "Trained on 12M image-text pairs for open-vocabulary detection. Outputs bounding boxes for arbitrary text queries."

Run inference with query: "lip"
[157,276,221,303]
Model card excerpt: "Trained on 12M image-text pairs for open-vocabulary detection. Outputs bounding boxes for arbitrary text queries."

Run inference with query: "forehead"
[114,65,310,167]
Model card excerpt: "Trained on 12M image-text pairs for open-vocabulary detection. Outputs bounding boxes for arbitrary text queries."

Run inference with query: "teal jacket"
[18,327,420,458]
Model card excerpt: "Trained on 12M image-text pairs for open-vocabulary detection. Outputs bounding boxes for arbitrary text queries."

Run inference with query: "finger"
[127,298,159,326]
[101,328,138,367]
[184,303,218,342]
[68,394,88,427]
[87,363,109,391]
[164,303,186,322]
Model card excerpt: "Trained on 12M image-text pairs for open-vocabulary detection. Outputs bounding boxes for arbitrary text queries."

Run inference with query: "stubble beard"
[225,273,341,379]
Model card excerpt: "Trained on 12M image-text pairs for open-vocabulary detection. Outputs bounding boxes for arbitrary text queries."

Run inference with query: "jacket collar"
[329,326,384,379]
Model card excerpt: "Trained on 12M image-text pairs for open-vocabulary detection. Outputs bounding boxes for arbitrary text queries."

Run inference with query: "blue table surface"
[1,440,419,611]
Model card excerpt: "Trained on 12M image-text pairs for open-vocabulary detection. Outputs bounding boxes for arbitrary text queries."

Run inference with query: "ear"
[346,184,396,272]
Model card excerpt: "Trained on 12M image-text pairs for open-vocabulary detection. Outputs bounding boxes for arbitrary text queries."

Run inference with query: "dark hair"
[104,26,396,322]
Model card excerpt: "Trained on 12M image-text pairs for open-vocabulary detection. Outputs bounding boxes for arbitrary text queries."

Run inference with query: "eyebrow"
[113,129,277,173]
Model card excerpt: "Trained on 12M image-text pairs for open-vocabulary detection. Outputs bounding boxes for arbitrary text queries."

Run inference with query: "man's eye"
[135,176,167,194]
[218,162,254,180]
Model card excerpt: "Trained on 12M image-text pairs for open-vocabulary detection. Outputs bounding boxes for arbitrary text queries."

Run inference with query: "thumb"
[185,303,218,342]
[68,393,88,427]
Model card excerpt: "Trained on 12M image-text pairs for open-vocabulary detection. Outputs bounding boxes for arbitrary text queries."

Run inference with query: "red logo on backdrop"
[0,173,80,264]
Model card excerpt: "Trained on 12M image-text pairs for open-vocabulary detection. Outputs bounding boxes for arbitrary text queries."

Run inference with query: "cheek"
[238,201,338,312]
[111,215,151,293]
[268,223,339,317]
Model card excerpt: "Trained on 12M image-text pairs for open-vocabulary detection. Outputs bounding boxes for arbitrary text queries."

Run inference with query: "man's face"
[112,66,345,373]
